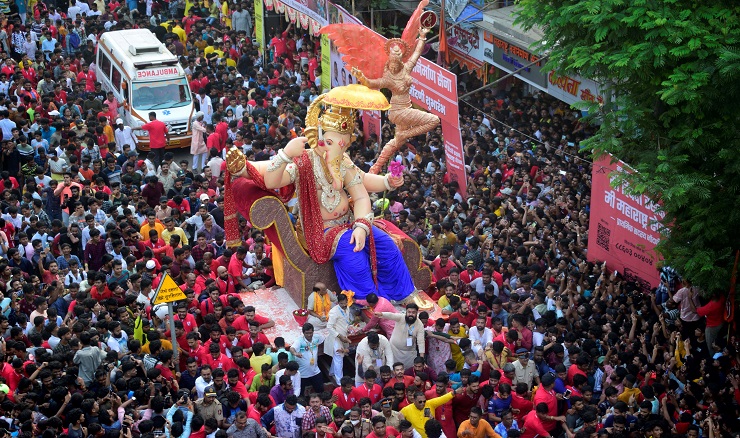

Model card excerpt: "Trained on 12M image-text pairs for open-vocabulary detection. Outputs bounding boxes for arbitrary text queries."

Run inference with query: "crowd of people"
[0,1,737,438]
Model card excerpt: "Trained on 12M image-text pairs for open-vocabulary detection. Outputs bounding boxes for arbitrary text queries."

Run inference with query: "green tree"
[515,0,740,296]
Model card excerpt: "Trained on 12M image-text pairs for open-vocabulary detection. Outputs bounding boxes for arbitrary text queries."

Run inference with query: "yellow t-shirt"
[221,2,231,28]
[618,386,642,404]
[449,327,468,371]
[458,420,501,438]
[162,227,189,246]
[173,25,187,44]
[140,222,165,240]
[142,339,173,353]
[400,392,454,438]
[250,354,273,374]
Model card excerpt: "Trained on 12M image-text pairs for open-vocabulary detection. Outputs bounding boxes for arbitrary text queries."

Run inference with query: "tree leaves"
[515,0,740,296]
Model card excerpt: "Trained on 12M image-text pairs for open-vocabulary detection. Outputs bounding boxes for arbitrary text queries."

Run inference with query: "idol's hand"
[284,136,309,158]
[350,227,367,252]
[387,175,404,189]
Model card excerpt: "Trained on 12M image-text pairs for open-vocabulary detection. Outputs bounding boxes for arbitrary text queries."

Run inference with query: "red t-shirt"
[228,255,245,280]
[237,331,271,351]
[332,387,359,411]
[532,387,558,432]
[201,352,236,371]
[383,375,414,389]
[352,383,383,405]
[511,393,534,421]
[566,364,587,386]
[366,428,399,438]
[174,313,198,333]
[521,410,550,438]
[697,297,726,327]
[430,259,454,282]
[142,120,168,149]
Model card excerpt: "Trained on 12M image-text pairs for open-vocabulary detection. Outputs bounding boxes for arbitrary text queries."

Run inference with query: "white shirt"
[196,95,213,122]
[67,5,80,20]
[468,326,493,355]
[0,119,15,141]
[81,224,105,249]
[76,0,90,15]
[274,369,301,397]
[195,376,214,398]
[115,126,138,151]
[107,332,129,354]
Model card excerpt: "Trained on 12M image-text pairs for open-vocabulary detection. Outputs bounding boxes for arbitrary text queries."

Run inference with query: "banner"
[275,0,327,26]
[327,3,362,89]
[588,154,664,291]
[546,71,606,108]
[254,0,265,58]
[448,26,484,62]
[482,31,548,90]
[361,110,382,146]
[409,59,466,194]
[320,33,331,92]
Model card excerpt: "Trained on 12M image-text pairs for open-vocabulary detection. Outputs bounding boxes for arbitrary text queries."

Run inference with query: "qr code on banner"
[597,223,610,252]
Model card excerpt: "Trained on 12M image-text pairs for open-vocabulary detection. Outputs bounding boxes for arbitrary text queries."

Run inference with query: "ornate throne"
[243,193,432,308]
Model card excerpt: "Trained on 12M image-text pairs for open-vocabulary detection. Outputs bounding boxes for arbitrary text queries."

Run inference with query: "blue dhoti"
[331,225,415,301]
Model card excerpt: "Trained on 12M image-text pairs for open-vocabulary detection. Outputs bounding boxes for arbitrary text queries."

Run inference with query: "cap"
[540,373,555,386]
[160,196,168,203]
[48,110,60,116]
[145,260,156,270]
[116,118,124,125]
[0,384,8,394]
[137,160,145,168]
[502,363,515,373]
[200,193,210,201]
[597,356,606,364]
[466,260,474,266]
[516,348,529,355]
[128,150,138,157]
[712,352,723,360]
[204,386,217,397]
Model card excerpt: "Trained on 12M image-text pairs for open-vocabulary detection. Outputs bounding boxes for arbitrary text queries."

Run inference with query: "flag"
[437,1,449,66]
[725,250,739,323]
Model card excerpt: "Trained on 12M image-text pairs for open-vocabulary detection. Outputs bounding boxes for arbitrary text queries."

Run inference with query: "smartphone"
[424,408,431,418]
[563,389,572,399]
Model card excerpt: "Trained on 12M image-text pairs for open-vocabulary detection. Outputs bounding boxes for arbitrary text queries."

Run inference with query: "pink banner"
[587,154,663,291]
[409,59,467,194]
[361,110,381,146]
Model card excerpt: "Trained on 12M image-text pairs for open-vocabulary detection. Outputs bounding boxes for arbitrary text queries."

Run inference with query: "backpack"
[68,31,81,50]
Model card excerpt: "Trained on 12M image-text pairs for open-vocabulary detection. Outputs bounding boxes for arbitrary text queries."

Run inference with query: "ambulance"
[96,29,194,150]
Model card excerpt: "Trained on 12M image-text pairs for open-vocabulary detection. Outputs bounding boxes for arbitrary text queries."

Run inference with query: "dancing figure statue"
[320,0,440,174]
[225,85,428,303]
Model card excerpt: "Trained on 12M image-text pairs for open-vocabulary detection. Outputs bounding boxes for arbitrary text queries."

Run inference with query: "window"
[99,53,112,79]
[111,67,122,93]
[131,78,192,110]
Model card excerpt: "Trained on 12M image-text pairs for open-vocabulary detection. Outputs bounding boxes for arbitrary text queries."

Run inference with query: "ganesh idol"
[225,85,417,302]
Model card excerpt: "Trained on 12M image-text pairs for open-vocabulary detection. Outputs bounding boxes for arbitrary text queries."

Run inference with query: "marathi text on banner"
[275,0,327,25]
[587,154,664,291]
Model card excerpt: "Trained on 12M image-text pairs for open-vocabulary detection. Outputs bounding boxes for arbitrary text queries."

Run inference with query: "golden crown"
[318,105,355,136]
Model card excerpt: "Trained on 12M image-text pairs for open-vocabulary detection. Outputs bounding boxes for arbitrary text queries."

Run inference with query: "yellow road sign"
[151,273,187,305]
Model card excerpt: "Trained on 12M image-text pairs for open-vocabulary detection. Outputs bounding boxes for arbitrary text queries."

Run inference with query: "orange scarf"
[314,292,332,318]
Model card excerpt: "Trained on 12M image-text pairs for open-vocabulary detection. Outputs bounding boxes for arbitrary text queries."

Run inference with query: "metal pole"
[168,302,179,373]
[458,54,549,100]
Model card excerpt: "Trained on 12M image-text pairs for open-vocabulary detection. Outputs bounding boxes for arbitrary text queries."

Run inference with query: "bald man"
[306,282,337,330]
